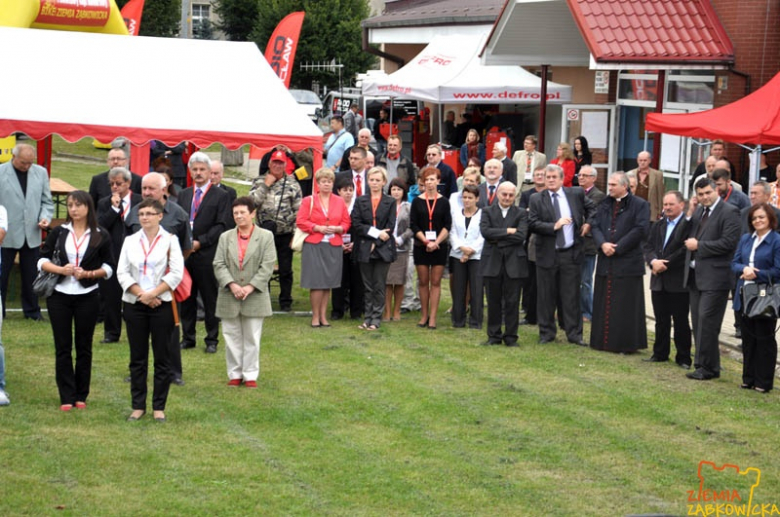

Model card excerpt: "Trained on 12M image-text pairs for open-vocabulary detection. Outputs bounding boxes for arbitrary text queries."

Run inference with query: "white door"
[560,105,617,187]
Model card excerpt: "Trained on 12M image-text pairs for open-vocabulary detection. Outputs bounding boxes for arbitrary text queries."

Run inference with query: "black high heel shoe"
[417,319,429,328]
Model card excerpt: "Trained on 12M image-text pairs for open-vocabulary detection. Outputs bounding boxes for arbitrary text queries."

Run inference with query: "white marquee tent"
[361,33,571,103]
[0,26,322,152]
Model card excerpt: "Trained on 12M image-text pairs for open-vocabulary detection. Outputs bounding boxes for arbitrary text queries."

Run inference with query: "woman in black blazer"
[351,167,397,330]
[39,191,114,411]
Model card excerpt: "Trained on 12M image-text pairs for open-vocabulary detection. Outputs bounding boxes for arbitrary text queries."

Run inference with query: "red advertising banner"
[36,0,111,27]
[263,11,305,88]
[120,0,144,36]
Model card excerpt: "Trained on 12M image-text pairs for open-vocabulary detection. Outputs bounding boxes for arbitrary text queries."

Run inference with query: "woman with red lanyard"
[213,197,277,388]
[38,190,114,412]
[351,167,397,331]
[117,198,183,422]
[410,167,452,330]
[551,142,577,187]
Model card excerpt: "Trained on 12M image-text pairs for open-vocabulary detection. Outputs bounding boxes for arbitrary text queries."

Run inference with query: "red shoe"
[75,401,87,409]
[60,404,73,412]
[244,380,258,389]
[227,379,242,387]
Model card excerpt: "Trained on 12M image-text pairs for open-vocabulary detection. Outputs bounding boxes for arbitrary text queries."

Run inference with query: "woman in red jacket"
[296,168,352,328]
[551,142,576,187]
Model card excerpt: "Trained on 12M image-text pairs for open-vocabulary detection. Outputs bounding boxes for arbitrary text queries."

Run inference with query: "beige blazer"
[213,226,277,319]
[512,150,548,185]
[627,167,665,221]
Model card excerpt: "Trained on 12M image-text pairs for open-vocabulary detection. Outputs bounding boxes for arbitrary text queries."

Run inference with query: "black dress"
[410,195,451,266]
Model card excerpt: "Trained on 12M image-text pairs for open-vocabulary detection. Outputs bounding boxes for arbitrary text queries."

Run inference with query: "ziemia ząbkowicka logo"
[687,461,779,516]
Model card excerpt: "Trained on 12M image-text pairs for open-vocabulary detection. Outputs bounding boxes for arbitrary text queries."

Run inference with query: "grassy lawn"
[0,148,778,515]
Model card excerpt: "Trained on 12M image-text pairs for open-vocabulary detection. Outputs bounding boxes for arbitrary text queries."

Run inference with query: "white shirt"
[117,227,184,303]
[37,223,113,295]
[550,189,574,248]
[111,192,134,221]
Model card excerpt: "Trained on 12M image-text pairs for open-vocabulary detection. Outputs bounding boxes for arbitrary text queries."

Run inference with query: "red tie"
[355,175,362,196]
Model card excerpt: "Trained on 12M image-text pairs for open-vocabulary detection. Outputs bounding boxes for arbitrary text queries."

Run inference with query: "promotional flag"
[121,0,144,36]
[264,11,305,88]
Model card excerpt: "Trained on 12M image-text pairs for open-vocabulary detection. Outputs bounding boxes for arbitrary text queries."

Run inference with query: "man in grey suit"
[528,164,595,345]
[683,178,741,380]
[0,144,54,320]
[479,182,528,347]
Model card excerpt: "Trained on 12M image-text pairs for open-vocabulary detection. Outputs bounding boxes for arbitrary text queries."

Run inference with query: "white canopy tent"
[0,26,322,152]
[361,33,572,103]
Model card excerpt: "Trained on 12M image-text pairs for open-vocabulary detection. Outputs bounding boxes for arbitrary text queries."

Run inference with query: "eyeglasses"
[108,157,127,162]
[138,211,161,218]
[426,153,438,157]
[109,181,127,186]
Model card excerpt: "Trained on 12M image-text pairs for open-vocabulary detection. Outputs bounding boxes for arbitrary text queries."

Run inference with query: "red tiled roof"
[567,0,734,64]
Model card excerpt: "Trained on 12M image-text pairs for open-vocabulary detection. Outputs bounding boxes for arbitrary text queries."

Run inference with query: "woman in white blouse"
[39,191,114,412]
[448,184,485,329]
[117,198,183,423]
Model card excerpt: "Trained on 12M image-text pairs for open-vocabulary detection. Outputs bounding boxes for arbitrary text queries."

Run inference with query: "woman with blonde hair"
[551,142,576,187]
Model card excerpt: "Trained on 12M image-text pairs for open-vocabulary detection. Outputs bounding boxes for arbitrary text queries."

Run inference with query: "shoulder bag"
[742,282,780,319]
[32,229,66,298]
[291,196,314,252]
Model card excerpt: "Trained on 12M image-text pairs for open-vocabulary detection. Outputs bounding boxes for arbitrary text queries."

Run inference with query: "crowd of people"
[0,133,777,415]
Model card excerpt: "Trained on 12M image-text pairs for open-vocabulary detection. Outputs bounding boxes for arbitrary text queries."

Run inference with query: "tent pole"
[651,70,666,170]
[539,65,548,152]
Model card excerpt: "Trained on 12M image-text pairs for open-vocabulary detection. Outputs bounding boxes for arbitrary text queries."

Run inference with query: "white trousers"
[222,316,264,381]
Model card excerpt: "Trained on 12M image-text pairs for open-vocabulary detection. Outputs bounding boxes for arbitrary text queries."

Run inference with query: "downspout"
[362,26,405,68]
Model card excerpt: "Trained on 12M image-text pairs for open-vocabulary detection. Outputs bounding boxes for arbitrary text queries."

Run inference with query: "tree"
[213,0,260,41]
[251,0,377,91]
[116,0,181,38]
[193,18,215,40]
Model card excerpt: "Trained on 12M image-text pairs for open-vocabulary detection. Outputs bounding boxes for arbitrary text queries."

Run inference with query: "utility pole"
[180,0,190,39]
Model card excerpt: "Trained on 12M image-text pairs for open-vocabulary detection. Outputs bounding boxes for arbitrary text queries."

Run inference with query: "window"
[192,4,210,22]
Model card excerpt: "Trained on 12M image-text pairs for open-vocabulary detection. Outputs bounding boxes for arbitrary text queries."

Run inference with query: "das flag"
[121,0,145,36]
[264,11,305,88]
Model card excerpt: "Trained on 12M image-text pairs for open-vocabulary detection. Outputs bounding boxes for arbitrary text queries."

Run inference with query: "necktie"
[696,206,710,238]
[355,175,362,196]
[488,185,496,203]
[552,192,565,248]
[526,153,533,173]
[191,187,202,221]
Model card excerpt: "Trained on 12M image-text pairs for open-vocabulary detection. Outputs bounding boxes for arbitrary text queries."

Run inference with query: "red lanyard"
[71,230,89,267]
[723,185,732,202]
[191,183,211,221]
[425,191,438,231]
[120,198,131,220]
[140,234,162,275]
[237,226,254,271]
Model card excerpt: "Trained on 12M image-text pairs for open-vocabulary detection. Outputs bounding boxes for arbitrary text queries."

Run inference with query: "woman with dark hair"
[384,177,412,321]
[448,184,484,329]
[214,197,277,388]
[410,166,452,330]
[155,165,181,205]
[459,129,486,169]
[573,136,592,178]
[731,203,780,393]
[38,190,114,411]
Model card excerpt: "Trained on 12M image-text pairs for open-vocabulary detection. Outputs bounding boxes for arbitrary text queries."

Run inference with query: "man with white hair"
[210,160,237,204]
[0,143,54,320]
[178,152,231,355]
[365,151,375,170]
[491,141,517,186]
[339,128,376,172]
[377,134,417,190]
[626,151,664,221]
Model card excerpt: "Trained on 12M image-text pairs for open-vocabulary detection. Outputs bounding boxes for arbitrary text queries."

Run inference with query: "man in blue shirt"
[324,116,355,169]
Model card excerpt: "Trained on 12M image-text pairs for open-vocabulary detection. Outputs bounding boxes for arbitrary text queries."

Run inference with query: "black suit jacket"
[88,170,143,207]
[350,194,397,263]
[643,215,690,292]
[501,157,518,186]
[178,184,231,263]
[479,203,528,279]
[591,194,650,277]
[477,182,501,209]
[683,200,741,290]
[335,170,367,196]
[97,193,143,258]
[40,224,115,289]
[435,162,458,197]
[528,187,595,266]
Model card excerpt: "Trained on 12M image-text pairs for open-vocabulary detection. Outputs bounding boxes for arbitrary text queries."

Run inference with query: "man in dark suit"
[96,167,142,343]
[528,164,595,345]
[335,147,368,197]
[491,141,518,186]
[423,144,458,197]
[683,178,741,380]
[518,166,547,325]
[477,158,503,209]
[88,147,143,207]
[178,152,231,354]
[578,165,606,322]
[480,182,528,347]
[643,191,692,368]
[210,159,237,206]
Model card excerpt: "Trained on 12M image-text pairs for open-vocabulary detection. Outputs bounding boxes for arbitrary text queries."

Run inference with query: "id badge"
[425,231,437,241]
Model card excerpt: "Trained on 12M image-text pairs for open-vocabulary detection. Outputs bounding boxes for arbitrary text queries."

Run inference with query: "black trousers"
[536,248,582,343]
[47,290,100,405]
[181,257,220,349]
[332,252,363,318]
[1,245,42,319]
[100,275,124,341]
[651,290,692,365]
[275,233,294,308]
[450,257,483,328]
[124,300,174,411]
[485,265,521,345]
[360,260,391,327]
[521,261,537,324]
[741,316,777,391]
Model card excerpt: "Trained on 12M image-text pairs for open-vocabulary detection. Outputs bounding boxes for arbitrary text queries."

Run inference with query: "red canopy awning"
[646,72,780,145]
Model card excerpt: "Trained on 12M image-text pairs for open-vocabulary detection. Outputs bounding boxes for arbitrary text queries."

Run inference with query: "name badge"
[425,231,437,241]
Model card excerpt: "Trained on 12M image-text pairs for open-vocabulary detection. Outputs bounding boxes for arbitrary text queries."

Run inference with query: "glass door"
[561,105,616,191]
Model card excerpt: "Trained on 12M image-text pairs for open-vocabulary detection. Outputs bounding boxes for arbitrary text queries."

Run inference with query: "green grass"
[1,148,779,515]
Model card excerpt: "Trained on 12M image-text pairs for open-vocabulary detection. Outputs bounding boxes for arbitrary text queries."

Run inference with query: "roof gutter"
[362,25,405,68]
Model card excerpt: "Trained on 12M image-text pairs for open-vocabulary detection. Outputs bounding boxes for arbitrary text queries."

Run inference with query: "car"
[289,89,322,124]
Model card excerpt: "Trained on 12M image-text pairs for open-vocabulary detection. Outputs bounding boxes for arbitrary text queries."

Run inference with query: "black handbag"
[742,282,780,319]
[32,247,63,298]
